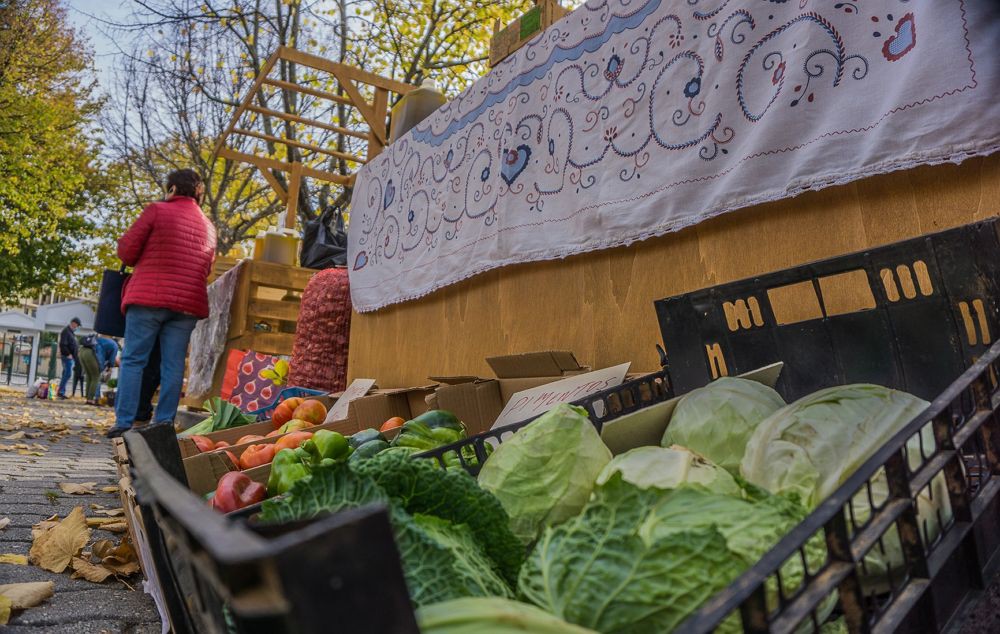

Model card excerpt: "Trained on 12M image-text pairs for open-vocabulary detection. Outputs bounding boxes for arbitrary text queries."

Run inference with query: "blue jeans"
[113,306,198,430]
[57,356,74,397]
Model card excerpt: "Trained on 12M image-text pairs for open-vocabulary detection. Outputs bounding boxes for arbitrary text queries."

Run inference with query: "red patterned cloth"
[289,268,351,393]
[227,350,283,413]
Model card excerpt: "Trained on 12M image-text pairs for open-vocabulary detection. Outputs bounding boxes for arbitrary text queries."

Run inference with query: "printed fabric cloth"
[185,261,244,399]
[348,0,1000,312]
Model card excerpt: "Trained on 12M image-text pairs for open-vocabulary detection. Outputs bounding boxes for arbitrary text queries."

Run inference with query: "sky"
[65,0,136,92]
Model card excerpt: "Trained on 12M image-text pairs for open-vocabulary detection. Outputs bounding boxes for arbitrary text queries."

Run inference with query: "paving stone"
[0,390,160,630]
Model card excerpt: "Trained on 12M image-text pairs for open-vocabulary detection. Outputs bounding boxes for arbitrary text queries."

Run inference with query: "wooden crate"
[208,256,240,284]
[183,259,317,408]
[489,0,568,66]
[111,438,148,577]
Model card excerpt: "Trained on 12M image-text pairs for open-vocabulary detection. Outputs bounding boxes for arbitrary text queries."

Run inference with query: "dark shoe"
[57,395,68,400]
[105,427,129,439]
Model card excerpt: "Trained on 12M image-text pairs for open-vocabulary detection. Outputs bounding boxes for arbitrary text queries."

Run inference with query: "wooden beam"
[368,87,389,160]
[233,127,366,164]
[259,167,288,204]
[330,72,385,146]
[245,103,369,141]
[264,78,354,107]
[276,46,415,96]
[214,50,280,158]
[217,146,351,185]
[285,162,303,229]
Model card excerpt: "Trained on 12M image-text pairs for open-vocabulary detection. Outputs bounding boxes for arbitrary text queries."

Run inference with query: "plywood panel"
[349,156,1000,386]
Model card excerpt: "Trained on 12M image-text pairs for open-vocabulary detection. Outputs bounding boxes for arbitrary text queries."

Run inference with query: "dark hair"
[165,169,203,199]
[70,317,81,325]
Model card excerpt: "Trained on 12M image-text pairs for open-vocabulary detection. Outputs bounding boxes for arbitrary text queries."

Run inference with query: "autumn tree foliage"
[0,0,109,298]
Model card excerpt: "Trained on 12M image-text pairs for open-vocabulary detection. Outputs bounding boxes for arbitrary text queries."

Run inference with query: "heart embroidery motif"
[353,250,369,270]
[500,144,532,186]
[383,179,395,210]
[882,13,915,62]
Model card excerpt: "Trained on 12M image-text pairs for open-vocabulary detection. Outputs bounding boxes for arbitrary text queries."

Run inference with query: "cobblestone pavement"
[0,388,161,633]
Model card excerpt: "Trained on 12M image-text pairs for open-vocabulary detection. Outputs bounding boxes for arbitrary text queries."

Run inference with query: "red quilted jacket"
[117,196,217,319]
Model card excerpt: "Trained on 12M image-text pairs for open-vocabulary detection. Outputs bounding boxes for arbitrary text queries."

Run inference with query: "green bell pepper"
[409,410,465,433]
[391,421,464,451]
[301,429,351,465]
[267,448,312,496]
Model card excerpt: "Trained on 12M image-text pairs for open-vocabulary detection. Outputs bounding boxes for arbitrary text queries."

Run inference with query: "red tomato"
[271,397,304,429]
[291,399,328,425]
[274,431,314,452]
[239,443,276,470]
[214,441,230,449]
[212,471,266,513]
[265,429,283,438]
[379,417,406,433]
[276,419,314,434]
[236,434,266,446]
[190,435,215,453]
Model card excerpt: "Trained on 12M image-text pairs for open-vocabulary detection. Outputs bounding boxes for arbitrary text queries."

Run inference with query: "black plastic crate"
[677,338,1000,633]
[655,220,1000,402]
[416,368,673,475]
[124,424,418,634]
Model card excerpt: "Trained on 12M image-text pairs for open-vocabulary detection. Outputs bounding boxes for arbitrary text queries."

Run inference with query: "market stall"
[120,0,1000,632]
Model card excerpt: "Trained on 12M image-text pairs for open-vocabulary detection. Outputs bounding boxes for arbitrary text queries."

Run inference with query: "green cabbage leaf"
[662,377,785,472]
[596,445,741,497]
[478,404,612,544]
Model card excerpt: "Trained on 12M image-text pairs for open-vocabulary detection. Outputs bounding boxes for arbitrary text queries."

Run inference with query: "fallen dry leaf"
[70,557,113,583]
[94,508,125,517]
[31,515,59,539]
[17,450,45,456]
[0,581,54,609]
[0,444,15,452]
[12,443,29,450]
[0,554,28,565]
[0,517,9,530]
[24,432,44,439]
[99,522,127,534]
[89,504,105,511]
[3,431,25,440]
[29,507,90,573]
[58,482,97,495]
[0,594,10,625]
[85,517,121,526]
[29,443,47,452]
[100,486,118,493]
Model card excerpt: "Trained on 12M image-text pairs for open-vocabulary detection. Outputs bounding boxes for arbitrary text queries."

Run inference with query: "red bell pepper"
[211,471,266,513]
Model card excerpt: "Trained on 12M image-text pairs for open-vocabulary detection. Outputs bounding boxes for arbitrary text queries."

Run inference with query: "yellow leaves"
[0,581,53,625]
[58,482,96,495]
[0,518,9,530]
[0,582,53,609]
[93,539,141,576]
[0,555,28,565]
[3,431,25,440]
[29,507,90,574]
[70,557,113,583]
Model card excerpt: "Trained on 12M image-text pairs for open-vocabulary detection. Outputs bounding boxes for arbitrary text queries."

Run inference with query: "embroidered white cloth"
[349,0,1000,312]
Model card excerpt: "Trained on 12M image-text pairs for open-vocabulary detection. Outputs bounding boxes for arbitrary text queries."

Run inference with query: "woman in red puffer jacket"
[107,169,217,438]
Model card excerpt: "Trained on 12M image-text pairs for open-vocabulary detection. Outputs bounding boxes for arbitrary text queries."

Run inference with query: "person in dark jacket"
[57,318,81,399]
[107,169,216,438]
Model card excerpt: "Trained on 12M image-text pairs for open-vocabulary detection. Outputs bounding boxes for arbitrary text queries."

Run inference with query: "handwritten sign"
[491,362,631,430]
[324,378,376,424]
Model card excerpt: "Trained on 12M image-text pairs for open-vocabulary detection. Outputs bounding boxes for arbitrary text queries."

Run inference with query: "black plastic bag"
[94,265,129,337]
[300,206,348,269]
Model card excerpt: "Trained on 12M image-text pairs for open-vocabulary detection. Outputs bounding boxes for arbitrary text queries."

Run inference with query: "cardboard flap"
[428,375,482,385]
[434,381,505,436]
[486,350,585,378]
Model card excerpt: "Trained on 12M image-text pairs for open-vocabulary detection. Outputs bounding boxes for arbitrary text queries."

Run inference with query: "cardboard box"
[177,393,338,459]
[428,350,593,435]
[489,0,568,67]
[182,387,433,495]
